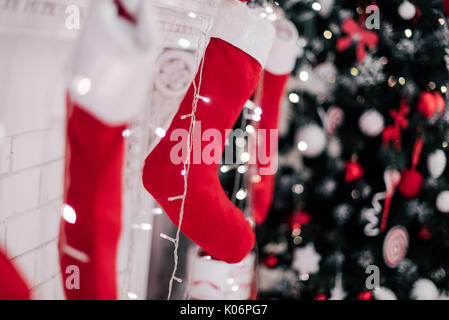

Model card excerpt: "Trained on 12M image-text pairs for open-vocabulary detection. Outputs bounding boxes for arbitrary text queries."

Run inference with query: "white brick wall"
[0,0,153,300]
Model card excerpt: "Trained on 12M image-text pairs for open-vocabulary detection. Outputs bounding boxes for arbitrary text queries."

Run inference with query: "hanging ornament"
[289,210,312,229]
[399,135,425,198]
[317,0,335,18]
[410,279,439,300]
[292,243,321,275]
[373,286,397,300]
[398,169,423,198]
[324,106,345,135]
[296,123,327,158]
[344,160,364,182]
[327,136,342,158]
[383,226,409,268]
[358,291,373,300]
[263,254,279,268]
[315,178,338,199]
[380,169,402,232]
[418,225,432,240]
[436,190,449,213]
[382,98,410,150]
[417,91,445,121]
[359,109,384,137]
[333,203,353,226]
[398,1,416,20]
[427,149,447,179]
[336,18,379,62]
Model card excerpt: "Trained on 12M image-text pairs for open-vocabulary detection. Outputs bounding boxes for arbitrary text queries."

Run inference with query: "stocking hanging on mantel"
[60,0,160,300]
[0,249,30,300]
[142,0,275,263]
[250,17,299,225]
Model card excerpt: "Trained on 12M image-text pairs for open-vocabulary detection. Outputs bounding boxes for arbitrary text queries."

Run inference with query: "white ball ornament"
[373,287,397,300]
[317,0,335,18]
[359,109,384,137]
[296,124,327,158]
[398,1,416,20]
[427,149,447,179]
[436,191,449,213]
[411,279,439,300]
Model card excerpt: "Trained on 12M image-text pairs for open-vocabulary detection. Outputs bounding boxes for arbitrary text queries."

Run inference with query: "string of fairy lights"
[60,0,285,300]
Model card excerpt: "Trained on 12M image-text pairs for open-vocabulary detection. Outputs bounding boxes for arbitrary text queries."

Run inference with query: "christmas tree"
[250,0,449,300]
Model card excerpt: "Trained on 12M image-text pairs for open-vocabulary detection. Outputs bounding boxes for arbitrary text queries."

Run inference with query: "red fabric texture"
[142,38,260,263]
[59,96,126,299]
[0,249,30,300]
[251,71,289,225]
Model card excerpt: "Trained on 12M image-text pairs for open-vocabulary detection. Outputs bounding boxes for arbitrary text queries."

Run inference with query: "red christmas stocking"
[250,18,298,225]
[0,249,30,300]
[142,0,275,263]
[59,0,159,299]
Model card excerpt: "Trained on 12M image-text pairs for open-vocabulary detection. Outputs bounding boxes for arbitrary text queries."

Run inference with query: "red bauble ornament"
[313,294,327,300]
[358,291,373,300]
[264,255,278,268]
[290,210,311,229]
[444,0,449,17]
[419,226,432,240]
[417,91,445,119]
[345,161,365,182]
[398,169,423,198]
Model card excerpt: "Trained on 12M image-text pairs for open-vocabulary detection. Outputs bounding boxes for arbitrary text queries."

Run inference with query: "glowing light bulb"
[62,204,77,224]
[155,127,166,138]
[245,124,255,134]
[178,38,191,48]
[236,189,247,200]
[299,71,309,81]
[220,166,230,173]
[181,170,186,176]
[237,165,247,174]
[188,12,197,18]
[254,106,263,116]
[236,137,246,148]
[140,223,152,231]
[312,2,321,11]
[289,93,300,103]
[128,292,138,299]
[350,67,359,76]
[404,29,412,38]
[297,141,308,151]
[240,152,250,163]
[198,95,210,103]
[152,208,163,215]
[323,30,332,39]
[122,129,132,138]
[292,184,304,194]
[76,77,91,96]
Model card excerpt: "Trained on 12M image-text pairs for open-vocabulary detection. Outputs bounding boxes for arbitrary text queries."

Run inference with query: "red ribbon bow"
[382,98,410,151]
[336,18,379,62]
